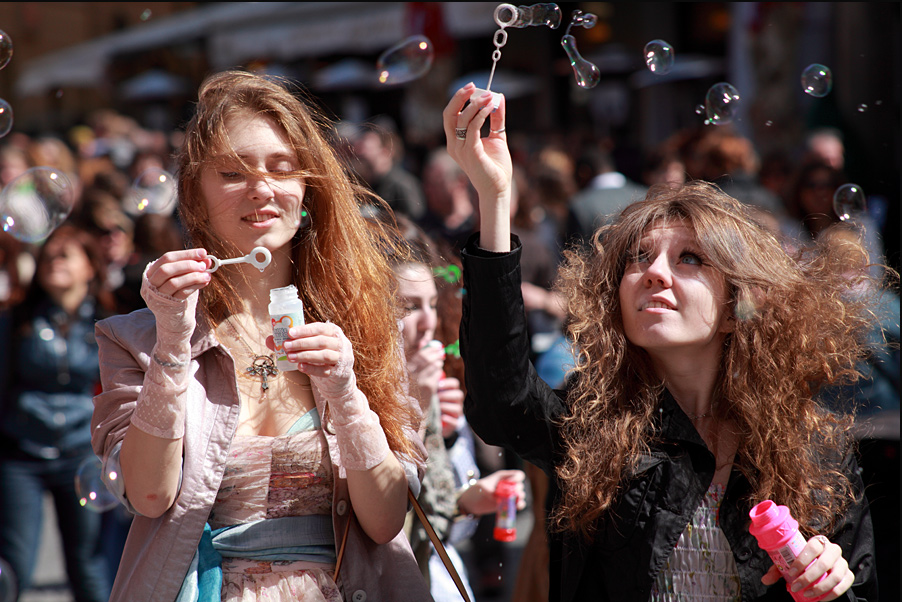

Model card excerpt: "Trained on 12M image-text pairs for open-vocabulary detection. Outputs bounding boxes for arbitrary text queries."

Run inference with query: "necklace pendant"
[247,354,278,394]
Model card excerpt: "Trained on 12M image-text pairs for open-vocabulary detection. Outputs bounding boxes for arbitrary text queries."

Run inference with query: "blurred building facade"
[0,2,898,267]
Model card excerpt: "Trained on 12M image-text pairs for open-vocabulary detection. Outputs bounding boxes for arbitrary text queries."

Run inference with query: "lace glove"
[310,324,390,471]
[130,264,196,439]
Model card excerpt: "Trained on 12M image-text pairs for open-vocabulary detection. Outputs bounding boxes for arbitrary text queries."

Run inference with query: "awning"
[15,2,500,97]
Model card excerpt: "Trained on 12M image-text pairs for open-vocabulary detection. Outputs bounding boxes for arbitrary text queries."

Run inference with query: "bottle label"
[272,313,302,363]
[769,531,808,573]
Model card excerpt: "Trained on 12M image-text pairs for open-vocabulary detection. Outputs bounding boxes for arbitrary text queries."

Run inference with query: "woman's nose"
[247,174,274,201]
[644,254,673,288]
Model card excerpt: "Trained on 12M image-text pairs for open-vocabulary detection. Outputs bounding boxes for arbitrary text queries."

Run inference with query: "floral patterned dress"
[650,483,742,601]
[209,411,343,602]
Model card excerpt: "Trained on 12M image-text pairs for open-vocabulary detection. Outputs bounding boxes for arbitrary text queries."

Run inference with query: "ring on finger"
[814,535,829,547]
[455,127,467,141]
[491,126,506,134]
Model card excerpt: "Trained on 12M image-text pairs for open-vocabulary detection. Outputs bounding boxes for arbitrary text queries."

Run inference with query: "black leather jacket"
[459,235,877,602]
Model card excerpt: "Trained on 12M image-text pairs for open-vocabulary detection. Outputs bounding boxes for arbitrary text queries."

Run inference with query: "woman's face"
[619,219,733,370]
[199,112,306,255]
[37,236,95,296]
[395,263,438,358]
[798,167,835,216]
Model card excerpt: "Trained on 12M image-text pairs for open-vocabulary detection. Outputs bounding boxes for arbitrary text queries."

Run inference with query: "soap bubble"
[377,35,434,85]
[74,456,119,513]
[801,64,832,97]
[562,35,600,89]
[123,167,177,216]
[856,103,868,113]
[695,104,705,115]
[0,557,17,602]
[0,99,12,138]
[704,82,741,125]
[0,167,75,243]
[495,3,562,29]
[644,39,674,74]
[833,183,867,221]
[0,30,12,71]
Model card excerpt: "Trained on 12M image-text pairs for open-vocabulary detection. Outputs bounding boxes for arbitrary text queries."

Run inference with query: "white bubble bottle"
[269,285,305,371]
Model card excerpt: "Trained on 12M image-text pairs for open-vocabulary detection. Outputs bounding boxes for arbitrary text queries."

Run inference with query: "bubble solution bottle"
[749,500,828,602]
[269,285,305,372]
[493,479,518,542]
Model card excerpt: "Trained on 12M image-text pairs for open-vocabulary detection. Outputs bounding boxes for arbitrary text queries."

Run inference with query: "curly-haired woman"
[443,83,882,602]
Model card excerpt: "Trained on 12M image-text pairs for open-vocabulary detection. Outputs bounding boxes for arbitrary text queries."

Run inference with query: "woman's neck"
[228,247,295,317]
[47,284,89,316]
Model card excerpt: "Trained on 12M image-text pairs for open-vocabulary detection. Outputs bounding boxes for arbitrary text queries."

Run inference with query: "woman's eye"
[219,171,242,180]
[632,250,651,263]
[680,253,703,266]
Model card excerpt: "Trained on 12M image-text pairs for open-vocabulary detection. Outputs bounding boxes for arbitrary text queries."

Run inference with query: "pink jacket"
[91,308,431,602]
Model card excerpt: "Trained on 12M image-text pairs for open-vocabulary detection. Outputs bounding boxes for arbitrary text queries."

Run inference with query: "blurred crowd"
[0,102,898,601]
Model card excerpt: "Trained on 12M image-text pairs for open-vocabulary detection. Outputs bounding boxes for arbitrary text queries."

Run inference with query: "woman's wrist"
[453,473,479,521]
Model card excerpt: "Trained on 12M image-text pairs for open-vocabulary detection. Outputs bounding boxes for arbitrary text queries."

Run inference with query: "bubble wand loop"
[206,246,272,273]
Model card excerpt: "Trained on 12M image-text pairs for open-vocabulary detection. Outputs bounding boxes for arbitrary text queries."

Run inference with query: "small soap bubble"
[833,183,867,221]
[765,120,773,127]
[0,99,12,138]
[123,167,177,216]
[856,103,868,113]
[140,9,153,21]
[644,39,674,74]
[695,104,705,115]
[377,35,434,85]
[0,167,75,243]
[75,457,119,513]
[0,30,12,71]
[704,82,741,125]
[800,64,832,97]
[0,557,17,602]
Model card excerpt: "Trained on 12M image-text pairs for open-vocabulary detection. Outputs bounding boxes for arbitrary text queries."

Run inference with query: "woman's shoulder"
[95,308,159,353]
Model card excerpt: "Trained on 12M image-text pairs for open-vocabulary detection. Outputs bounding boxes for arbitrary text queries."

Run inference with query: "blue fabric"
[176,515,336,601]
[287,406,321,433]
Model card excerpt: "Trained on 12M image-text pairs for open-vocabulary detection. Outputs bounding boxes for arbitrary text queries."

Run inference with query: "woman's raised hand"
[443,83,513,252]
[141,249,211,340]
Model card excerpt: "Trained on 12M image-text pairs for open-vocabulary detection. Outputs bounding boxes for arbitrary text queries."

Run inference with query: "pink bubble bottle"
[749,500,828,602]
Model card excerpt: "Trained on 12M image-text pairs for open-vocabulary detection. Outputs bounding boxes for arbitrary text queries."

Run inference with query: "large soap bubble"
[644,39,675,74]
[123,167,177,216]
[377,35,434,85]
[0,99,12,138]
[74,456,119,513]
[0,30,12,71]
[0,167,75,243]
[833,183,867,222]
[801,64,833,98]
[704,82,741,125]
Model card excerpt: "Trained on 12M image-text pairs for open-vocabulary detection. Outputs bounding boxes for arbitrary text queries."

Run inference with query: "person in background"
[445,82,878,601]
[0,224,117,602]
[352,121,426,221]
[417,148,477,255]
[386,214,526,602]
[565,144,648,246]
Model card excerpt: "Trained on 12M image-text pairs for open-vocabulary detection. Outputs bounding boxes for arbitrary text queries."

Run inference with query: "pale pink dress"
[208,417,343,602]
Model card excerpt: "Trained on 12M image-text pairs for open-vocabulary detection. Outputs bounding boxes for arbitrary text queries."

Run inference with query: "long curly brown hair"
[551,180,889,541]
[176,70,421,462]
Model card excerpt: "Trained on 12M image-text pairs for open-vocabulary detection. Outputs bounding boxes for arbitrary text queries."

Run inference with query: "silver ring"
[455,127,467,140]
[814,535,830,547]
[491,127,506,135]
